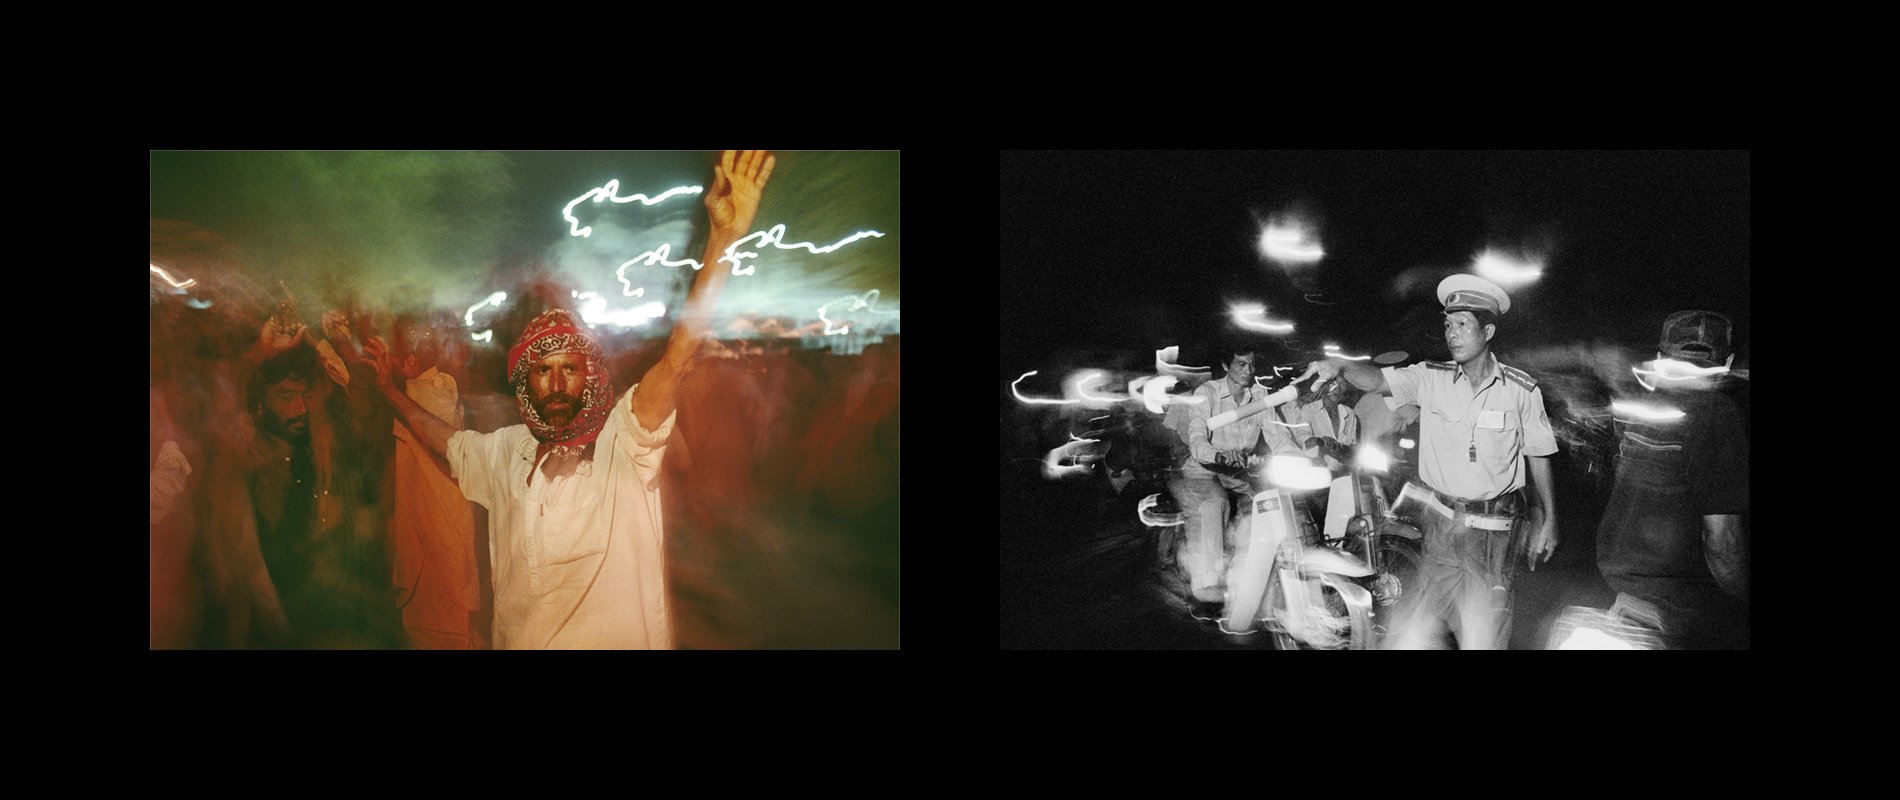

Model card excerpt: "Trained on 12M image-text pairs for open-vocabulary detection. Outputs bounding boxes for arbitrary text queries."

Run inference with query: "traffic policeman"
[1297,275,1558,649]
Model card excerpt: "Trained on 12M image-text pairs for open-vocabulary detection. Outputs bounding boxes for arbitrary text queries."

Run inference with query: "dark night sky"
[1000,150,1749,377]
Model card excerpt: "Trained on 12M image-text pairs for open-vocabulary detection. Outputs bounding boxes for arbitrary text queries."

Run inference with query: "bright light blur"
[1139,375,1176,414]
[1011,370,1080,405]
[1472,249,1544,287]
[1611,400,1686,421]
[1400,438,1415,449]
[1267,455,1332,490]
[1258,219,1324,264]
[1357,443,1391,473]
[1230,302,1296,333]
[1558,627,1638,650]
[1322,344,1372,361]
[577,295,667,327]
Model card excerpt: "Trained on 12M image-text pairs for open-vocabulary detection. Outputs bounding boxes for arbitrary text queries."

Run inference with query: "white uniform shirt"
[448,384,676,649]
[1383,352,1557,501]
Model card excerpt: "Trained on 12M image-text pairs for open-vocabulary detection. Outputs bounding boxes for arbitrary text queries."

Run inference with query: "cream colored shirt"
[1383,352,1557,501]
[448,384,676,649]
[392,368,482,649]
[1183,378,1300,469]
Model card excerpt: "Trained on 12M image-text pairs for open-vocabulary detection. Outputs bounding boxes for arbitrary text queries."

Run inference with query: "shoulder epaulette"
[1499,363,1537,390]
[1422,360,1455,371]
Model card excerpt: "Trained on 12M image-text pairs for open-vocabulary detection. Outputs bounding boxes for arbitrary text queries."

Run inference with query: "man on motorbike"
[1170,345,1301,622]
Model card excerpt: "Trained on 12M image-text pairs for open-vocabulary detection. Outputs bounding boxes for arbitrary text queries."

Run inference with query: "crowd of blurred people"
[151,222,900,649]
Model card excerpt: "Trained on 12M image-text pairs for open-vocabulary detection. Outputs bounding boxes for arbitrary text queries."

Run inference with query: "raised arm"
[631,149,777,433]
[363,335,460,460]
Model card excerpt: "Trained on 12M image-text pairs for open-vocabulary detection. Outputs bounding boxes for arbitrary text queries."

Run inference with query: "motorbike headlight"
[1266,455,1331,491]
[1356,443,1390,473]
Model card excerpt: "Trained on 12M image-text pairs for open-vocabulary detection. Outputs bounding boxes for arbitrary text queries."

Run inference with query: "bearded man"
[366,150,775,649]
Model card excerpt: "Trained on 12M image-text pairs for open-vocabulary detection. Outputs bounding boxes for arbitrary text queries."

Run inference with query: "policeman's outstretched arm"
[1298,357,1388,395]
[1526,455,1559,570]
[632,149,777,434]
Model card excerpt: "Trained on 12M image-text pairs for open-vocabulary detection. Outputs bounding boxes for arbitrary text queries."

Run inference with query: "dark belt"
[1428,485,1523,516]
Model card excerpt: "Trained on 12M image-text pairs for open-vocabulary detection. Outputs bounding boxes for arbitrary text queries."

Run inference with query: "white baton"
[1208,385,1301,430]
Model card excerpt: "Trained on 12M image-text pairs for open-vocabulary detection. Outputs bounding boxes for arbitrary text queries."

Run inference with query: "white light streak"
[1632,357,1731,392]
[1611,401,1686,421]
[1012,371,1079,405]
[1400,438,1415,449]
[471,330,493,342]
[150,263,196,290]
[1259,219,1324,264]
[1472,249,1544,287]
[464,291,506,327]
[1230,302,1296,333]
[563,180,703,238]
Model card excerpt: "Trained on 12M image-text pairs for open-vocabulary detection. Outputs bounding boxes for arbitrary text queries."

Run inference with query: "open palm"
[704,149,776,233]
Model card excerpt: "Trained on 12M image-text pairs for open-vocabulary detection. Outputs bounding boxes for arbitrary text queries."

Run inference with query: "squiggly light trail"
[563,180,703,239]
[465,291,507,326]
[150,263,196,290]
[1012,371,1079,405]
[471,330,493,342]
[818,289,901,336]
[619,226,886,286]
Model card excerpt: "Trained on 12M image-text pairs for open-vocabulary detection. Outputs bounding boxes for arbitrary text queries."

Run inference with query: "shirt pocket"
[1474,409,1520,473]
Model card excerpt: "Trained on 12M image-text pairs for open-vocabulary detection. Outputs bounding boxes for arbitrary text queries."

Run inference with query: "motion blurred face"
[260,377,312,443]
[1225,352,1257,391]
[1442,310,1494,365]
[396,323,442,381]
[528,352,588,429]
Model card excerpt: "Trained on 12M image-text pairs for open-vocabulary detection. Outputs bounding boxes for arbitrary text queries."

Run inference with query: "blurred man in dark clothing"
[1596,310,1749,649]
[245,319,403,648]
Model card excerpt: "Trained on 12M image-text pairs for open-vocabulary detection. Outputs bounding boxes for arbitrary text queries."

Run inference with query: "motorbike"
[1131,383,1424,649]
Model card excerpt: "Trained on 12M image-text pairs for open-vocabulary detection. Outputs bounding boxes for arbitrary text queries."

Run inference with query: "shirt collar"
[1453,352,1500,387]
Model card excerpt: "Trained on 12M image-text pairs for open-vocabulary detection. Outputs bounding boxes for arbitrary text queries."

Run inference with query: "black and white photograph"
[1000,150,1748,650]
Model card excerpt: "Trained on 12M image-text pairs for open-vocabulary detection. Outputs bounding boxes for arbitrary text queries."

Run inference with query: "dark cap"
[1658,310,1733,366]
